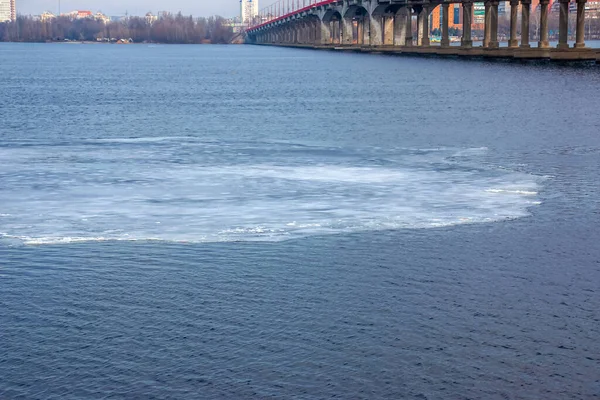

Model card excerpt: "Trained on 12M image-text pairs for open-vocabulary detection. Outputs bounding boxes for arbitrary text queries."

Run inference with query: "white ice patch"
[0,141,543,245]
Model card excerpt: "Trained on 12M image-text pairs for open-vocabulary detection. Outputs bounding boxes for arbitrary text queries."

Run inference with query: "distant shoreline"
[0,40,236,45]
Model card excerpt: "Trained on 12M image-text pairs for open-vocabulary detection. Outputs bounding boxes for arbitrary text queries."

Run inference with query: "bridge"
[245,0,600,63]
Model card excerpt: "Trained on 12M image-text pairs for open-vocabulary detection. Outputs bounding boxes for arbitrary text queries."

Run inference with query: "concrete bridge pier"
[441,3,450,48]
[291,24,297,44]
[299,22,305,44]
[520,0,531,48]
[361,16,370,45]
[538,0,551,48]
[461,2,473,48]
[557,0,570,48]
[508,0,519,47]
[342,15,354,45]
[483,2,491,47]
[415,6,429,47]
[320,18,332,45]
[489,1,499,48]
[369,13,383,46]
[575,0,587,48]
[393,8,410,46]
[383,14,394,45]
[332,18,342,44]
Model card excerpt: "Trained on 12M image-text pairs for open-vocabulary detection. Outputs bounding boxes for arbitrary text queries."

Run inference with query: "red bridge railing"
[249,0,337,31]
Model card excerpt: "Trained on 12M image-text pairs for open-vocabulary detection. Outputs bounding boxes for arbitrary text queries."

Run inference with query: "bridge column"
[383,15,394,45]
[332,19,341,44]
[416,6,423,45]
[538,0,550,48]
[394,8,408,46]
[297,23,303,44]
[305,21,310,44]
[320,19,331,44]
[490,1,499,48]
[520,0,531,48]
[355,16,366,45]
[417,6,429,46]
[461,2,473,48]
[483,2,491,47]
[362,17,371,45]
[441,3,450,47]
[370,14,384,46]
[574,0,587,48]
[342,17,354,45]
[296,24,301,44]
[557,0,569,48]
[406,8,413,45]
[508,0,519,47]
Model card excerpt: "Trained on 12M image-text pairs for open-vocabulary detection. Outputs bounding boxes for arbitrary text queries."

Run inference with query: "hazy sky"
[17,0,244,17]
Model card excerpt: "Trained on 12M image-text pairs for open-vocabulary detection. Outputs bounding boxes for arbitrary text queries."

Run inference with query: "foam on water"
[0,139,543,245]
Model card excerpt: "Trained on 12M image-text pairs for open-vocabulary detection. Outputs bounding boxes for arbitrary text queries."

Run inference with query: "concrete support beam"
[462,2,473,48]
[441,3,450,47]
[342,17,354,45]
[509,0,519,47]
[363,17,371,45]
[370,14,383,46]
[355,19,362,45]
[394,9,408,46]
[416,6,429,47]
[483,2,491,47]
[320,19,331,44]
[303,23,307,44]
[383,15,394,45]
[406,8,413,46]
[538,0,550,48]
[520,0,531,48]
[575,0,586,48]
[490,1,499,48]
[332,20,341,45]
[420,7,429,46]
[557,0,569,48]
[296,24,301,44]
[416,6,423,46]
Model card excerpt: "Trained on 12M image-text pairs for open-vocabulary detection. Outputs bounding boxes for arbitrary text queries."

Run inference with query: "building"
[240,0,259,24]
[430,5,466,32]
[75,10,92,19]
[145,12,158,25]
[40,11,56,22]
[94,12,110,24]
[0,0,16,22]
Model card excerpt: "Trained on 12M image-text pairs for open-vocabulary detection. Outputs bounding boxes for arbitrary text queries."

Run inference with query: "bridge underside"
[246,0,600,63]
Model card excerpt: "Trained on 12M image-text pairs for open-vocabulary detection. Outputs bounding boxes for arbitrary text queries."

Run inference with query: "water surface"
[0,43,599,399]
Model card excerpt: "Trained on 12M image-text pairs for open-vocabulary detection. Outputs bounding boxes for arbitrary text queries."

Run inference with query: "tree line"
[0,14,235,44]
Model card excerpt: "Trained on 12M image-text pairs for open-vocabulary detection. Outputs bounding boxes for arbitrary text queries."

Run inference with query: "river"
[0,43,599,399]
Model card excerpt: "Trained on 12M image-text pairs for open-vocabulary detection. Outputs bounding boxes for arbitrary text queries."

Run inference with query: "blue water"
[1,43,599,399]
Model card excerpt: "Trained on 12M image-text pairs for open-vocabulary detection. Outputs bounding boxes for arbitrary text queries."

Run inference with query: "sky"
[17,0,245,17]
